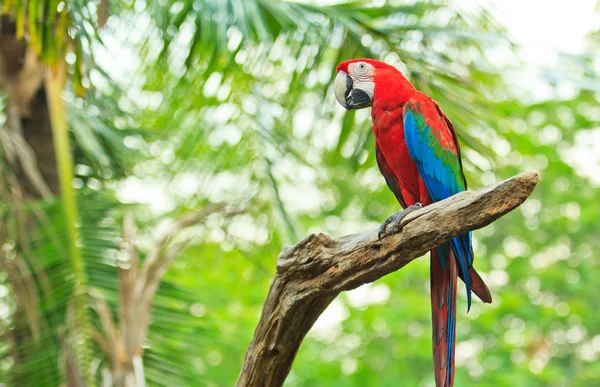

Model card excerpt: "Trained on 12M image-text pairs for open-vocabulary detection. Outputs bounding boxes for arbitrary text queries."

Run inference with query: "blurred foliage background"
[0,0,599,386]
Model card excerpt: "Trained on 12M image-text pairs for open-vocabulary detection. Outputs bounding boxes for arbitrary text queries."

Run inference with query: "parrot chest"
[372,108,423,204]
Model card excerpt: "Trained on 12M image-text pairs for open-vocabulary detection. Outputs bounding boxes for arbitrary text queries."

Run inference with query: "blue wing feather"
[404,99,474,308]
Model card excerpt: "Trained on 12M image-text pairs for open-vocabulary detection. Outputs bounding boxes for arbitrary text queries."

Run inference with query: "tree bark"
[0,14,57,197]
[236,171,539,387]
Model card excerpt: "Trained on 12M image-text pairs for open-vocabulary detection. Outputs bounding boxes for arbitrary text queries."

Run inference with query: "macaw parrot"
[334,58,492,387]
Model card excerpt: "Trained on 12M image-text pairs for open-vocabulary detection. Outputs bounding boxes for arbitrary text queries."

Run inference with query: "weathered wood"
[236,171,539,387]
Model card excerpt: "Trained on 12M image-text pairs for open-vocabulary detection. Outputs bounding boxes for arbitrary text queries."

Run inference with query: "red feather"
[431,248,457,387]
[469,267,492,304]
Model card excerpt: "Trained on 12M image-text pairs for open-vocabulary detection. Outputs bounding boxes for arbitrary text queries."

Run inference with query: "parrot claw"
[378,203,422,240]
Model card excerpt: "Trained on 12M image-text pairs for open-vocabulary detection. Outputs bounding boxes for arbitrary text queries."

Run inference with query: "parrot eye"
[349,62,373,82]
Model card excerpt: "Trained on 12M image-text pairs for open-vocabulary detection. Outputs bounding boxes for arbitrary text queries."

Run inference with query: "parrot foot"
[378,203,423,240]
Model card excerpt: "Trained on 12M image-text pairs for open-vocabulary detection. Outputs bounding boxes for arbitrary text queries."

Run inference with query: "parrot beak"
[334,71,373,110]
[334,71,352,109]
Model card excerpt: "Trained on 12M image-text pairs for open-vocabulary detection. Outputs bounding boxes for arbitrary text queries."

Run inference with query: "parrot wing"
[403,95,492,304]
[403,94,473,302]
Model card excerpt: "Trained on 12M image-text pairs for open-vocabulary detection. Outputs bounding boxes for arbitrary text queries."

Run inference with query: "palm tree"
[0,0,508,385]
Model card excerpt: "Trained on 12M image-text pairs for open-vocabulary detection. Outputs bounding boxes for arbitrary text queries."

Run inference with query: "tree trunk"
[20,85,59,195]
[0,14,58,197]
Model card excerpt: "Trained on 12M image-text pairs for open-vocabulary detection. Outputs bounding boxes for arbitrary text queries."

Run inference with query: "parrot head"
[334,58,413,110]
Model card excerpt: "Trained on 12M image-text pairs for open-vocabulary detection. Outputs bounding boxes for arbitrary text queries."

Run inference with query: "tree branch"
[236,171,539,387]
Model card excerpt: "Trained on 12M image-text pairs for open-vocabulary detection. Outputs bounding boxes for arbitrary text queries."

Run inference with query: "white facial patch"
[348,62,375,99]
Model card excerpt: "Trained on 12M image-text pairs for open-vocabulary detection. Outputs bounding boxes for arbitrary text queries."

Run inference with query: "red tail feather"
[431,248,457,387]
[469,267,492,303]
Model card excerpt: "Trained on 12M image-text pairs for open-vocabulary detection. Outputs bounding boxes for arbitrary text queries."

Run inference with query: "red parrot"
[334,58,492,387]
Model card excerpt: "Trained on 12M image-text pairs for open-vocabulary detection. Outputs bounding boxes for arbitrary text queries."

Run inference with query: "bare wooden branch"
[236,171,539,387]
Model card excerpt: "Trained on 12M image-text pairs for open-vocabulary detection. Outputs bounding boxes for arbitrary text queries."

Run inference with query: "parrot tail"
[468,266,492,304]
[431,247,457,387]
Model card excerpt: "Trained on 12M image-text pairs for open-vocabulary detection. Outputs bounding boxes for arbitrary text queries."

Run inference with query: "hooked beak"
[334,71,373,110]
